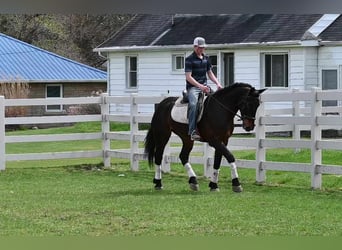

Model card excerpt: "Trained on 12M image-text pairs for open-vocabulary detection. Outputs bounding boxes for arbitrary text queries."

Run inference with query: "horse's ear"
[250,88,267,97]
[258,88,267,95]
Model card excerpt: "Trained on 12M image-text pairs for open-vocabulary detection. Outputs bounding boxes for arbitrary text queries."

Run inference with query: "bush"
[0,81,31,130]
[66,90,103,115]
[0,81,30,116]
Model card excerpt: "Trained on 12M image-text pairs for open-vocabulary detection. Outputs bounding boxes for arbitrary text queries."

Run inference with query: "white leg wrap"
[211,169,220,183]
[155,165,162,179]
[184,162,196,177]
[230,162,239,179]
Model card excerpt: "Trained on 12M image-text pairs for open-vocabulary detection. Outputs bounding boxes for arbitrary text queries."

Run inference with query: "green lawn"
[0,163,341,236]
[0,122,341,236]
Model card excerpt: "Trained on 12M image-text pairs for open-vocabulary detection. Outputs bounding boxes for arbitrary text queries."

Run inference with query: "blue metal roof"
[0,33,107,82]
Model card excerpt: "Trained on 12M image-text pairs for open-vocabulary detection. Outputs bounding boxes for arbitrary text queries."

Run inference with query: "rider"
[185,37,223,141]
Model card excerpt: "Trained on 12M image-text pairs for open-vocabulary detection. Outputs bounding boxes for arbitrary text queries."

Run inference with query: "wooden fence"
[1,88,342,189]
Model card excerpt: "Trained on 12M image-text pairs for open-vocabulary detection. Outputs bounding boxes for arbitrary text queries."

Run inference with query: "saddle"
[171,90,207,124]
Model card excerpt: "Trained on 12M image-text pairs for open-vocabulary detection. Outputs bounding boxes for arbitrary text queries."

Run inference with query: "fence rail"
[1,88,342,189]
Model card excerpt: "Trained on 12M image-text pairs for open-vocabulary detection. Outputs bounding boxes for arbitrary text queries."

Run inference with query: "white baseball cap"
[193,37,207,48]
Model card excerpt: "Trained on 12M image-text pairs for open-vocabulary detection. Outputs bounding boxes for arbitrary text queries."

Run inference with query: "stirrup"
[190,130,201,141]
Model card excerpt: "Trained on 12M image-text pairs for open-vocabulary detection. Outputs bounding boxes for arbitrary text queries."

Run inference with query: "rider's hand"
[201,85,211,94]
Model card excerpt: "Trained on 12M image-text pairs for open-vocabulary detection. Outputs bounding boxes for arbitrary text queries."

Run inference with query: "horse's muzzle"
[242,119,255,132]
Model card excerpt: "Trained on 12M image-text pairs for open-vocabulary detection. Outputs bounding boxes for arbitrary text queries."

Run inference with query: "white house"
[94,14,342,113]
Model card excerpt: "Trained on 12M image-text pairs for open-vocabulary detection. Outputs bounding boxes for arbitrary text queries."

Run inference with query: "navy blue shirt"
[185,52,212,89]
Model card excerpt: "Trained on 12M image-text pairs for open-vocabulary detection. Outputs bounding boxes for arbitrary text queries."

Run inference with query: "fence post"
[0,96,5,170]
[101,93,111,168]
[292,89,301,153]
[130,93,139,171]
[310,87,322,189]
[255,96,266,183]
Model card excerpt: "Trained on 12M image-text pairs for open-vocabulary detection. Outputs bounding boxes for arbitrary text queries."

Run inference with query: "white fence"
[1,88,342,189]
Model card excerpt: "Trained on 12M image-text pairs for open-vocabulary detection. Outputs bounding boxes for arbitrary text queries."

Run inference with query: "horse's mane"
[212,82,253,98]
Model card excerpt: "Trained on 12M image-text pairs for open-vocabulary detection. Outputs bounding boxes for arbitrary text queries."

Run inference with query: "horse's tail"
[144,97,177,167]
[144,124,156,167]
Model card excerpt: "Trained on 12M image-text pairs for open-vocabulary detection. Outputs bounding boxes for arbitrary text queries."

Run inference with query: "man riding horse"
[185,37,223,141]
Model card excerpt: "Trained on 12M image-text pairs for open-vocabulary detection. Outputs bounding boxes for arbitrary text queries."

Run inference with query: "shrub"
[66,90,103,115]
[0,80,30,131]
[0,81,30,117]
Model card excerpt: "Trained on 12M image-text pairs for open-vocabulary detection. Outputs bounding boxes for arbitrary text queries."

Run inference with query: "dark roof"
[98,14,173,47]
[0,33,107,83]
[98,14,325,48]
[319,15,342,41]
[157,14,322,45]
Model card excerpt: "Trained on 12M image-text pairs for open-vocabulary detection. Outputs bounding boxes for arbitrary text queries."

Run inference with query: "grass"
[0,163,341,236]
[0,122,341,236]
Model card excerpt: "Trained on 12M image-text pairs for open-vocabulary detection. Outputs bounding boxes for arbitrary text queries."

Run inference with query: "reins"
[208,94,243,120]
[207,89,255,121]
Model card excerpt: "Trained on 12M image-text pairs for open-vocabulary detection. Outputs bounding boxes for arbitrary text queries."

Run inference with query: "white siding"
[304,47,319,90]
[318,46,342,67]
[318,46,342,90]
[107,45,342,113]
[234,49,260,87]
[108,51,189,113]
[289,48,305,90]
[108,53,126,96]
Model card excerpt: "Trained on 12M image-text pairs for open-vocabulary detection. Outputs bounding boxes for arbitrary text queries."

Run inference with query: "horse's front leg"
[208,140,243,193]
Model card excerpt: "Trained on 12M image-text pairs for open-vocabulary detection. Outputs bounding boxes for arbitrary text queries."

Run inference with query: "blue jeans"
[187,86,202,135]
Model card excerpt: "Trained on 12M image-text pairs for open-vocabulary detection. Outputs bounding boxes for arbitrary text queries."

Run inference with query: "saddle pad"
[171,96,206,124]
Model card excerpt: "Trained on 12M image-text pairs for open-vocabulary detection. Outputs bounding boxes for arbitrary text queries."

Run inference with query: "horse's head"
[239,87,266,132]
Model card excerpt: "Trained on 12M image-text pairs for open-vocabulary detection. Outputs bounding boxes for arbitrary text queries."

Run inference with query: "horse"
[144,82,266,192]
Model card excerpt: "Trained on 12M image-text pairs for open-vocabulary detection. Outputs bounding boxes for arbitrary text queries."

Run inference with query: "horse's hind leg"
[208,150,223,192]
[153,132,171,190]
[179,138,199,191]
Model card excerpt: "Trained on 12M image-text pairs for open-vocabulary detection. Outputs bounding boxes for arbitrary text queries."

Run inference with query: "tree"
[0,14,133,70]
[61,14,133,68]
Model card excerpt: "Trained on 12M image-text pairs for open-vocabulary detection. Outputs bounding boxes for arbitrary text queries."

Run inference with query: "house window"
[46,84,63,112]
[208,55,218,76]
[126,56,137,88]
[223,53,234,87]
[322,69,338,106]
[172,54,185,71]
[264,53,288,88]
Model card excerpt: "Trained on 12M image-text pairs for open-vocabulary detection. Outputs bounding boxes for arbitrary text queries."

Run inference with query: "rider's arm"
[207,70,223,89]
[185,72,210,93]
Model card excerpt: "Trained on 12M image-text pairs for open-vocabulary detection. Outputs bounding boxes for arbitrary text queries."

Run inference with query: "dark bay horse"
[144,82,266,192]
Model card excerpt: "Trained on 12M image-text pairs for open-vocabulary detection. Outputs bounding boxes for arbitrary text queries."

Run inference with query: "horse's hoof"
[210,188,220,192]
[189,183,199,191]
[188,176,199,191]
[153,178,163,190]
[232,185,243,193]
[232,178,242,192]
[209,182,219,192]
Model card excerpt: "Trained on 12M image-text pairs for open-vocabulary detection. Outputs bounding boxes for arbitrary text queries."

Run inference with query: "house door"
[322,69,338,106]
[223,53,234,87]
